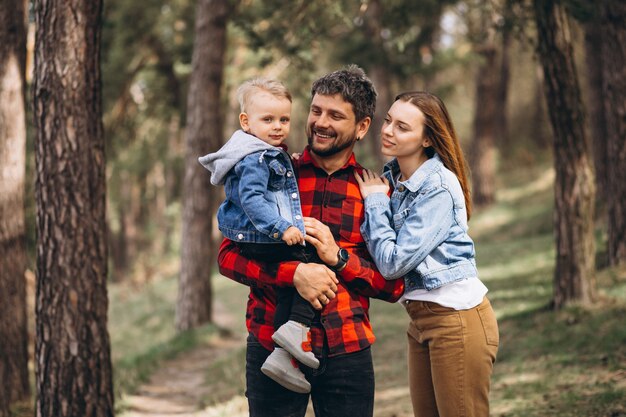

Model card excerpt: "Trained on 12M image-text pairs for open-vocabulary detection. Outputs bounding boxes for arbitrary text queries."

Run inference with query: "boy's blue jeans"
[245,334,375,417]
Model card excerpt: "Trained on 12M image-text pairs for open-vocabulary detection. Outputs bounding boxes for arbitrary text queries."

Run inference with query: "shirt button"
[291,193,298,199]
[398,185,405,192]
[286,171,293,177]
[295,215,302,220]
[273,232,279,239]
[237,233,244,240]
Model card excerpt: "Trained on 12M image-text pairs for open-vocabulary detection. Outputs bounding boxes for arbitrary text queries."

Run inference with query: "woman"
[355,91,499,417]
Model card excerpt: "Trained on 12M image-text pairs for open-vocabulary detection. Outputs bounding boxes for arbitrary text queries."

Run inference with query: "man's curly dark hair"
[311,64,377,122]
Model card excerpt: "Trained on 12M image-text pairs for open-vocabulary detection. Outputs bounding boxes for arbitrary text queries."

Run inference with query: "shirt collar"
[299,146,361,171]
[383,153,443,192]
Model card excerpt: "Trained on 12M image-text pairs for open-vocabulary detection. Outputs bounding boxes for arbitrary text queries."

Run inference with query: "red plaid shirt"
[217,147,405,357]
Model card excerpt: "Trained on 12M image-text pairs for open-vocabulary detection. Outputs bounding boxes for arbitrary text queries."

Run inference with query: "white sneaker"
[272,320,320,369]
[261,348,311,393]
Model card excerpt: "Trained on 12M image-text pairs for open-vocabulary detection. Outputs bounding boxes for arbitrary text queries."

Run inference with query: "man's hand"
[282,226,304,245]
[304,217,341,266]
[293,263,338,310]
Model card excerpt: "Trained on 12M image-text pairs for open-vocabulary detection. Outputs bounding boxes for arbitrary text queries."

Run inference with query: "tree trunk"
[176,0,231,331]
[33,1,115,416]
[0,0,30,413]
[470,45,499,208]
[531,64,550,149]
[583,8,608,206]
[362,0,389,171]
[496,5,511,151]
[533,0,596,308]
[601,1,626,267]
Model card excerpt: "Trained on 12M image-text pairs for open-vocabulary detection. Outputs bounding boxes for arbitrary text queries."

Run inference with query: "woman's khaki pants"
[404,297,499,417]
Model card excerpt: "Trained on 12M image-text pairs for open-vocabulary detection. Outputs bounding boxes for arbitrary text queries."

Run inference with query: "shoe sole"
[261,362,311,394]
[272,333,320,369]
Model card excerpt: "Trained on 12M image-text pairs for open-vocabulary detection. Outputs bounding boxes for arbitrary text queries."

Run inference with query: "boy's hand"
[354,169,389,198]
[291,152,302,160]
[282,226,304,246]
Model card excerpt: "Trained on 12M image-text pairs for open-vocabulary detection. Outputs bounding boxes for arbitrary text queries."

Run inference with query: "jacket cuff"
[364,192,390,209]
[270,218,293,241]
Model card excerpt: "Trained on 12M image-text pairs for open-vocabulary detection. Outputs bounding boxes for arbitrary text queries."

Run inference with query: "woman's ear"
[239,112,249,132]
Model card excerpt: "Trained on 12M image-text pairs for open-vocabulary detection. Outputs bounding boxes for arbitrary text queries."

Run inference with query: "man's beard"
[307,126,357,157]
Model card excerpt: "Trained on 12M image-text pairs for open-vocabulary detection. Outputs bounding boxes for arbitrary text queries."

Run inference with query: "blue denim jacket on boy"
[198,130,305,243]
[361,153,477,291]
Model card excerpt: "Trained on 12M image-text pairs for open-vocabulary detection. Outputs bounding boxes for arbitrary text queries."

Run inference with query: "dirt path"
[119,301,249,417]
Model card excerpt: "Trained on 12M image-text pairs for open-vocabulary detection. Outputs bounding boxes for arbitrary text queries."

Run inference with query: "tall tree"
[468,1,500,207]
[0,0,30,414]
[533,0,596,308]
[33,0,115,415]
[176,0,232,331]
[469,42,499,207]
[601,0,626,266]
[362,0,391,170]
[581,4,608,204]
[496,0,513,150]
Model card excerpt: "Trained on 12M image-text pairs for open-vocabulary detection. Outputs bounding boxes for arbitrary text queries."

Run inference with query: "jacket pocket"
[392,208,410,230]
[267,159,286,190]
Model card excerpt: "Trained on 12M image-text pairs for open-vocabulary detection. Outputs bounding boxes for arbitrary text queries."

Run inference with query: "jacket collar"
[383,153,443,192]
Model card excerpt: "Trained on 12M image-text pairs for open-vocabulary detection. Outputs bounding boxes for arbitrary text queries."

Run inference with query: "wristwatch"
[331,248,350,272]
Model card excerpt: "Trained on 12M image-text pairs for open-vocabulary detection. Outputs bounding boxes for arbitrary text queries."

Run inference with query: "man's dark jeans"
[246,334,375,417]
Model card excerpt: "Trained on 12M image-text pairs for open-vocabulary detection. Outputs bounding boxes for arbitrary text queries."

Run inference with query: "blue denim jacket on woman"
[198,130,305,244]
[361,153,478,291]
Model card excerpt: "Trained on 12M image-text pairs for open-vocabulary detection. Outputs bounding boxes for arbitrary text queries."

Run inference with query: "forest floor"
[118,301,249,417]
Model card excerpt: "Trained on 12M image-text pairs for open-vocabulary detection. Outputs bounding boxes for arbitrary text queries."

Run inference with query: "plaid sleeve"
[339,247,405,302]
[217,238,299,287]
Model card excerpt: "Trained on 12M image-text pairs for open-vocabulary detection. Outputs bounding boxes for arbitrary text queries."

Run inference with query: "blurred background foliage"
[18,0,614,293]
[66,0,560,286]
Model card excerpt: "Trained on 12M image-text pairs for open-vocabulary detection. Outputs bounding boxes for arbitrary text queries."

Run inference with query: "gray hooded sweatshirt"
[198,130,276,185]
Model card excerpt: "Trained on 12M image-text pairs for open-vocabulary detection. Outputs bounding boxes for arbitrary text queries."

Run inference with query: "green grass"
[107,275,228,412]
[24,163,618,417]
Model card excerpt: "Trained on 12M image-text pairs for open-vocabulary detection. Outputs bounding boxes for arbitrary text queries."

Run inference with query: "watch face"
[339,248,349,261]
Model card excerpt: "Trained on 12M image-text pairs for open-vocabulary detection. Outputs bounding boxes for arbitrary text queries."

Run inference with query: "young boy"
[198,78,320,394]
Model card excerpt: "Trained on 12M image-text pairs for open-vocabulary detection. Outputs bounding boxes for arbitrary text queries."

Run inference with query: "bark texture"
[176,0,231,331]
[470,45,499,207]
[583,10,608,204]
[533,0,596,308]
[601,0,626,266]
[33,0,114,415]
[0,0,30,413]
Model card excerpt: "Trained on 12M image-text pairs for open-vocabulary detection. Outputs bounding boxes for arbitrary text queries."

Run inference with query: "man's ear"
[356,117,371,141]
[239,112,249,132]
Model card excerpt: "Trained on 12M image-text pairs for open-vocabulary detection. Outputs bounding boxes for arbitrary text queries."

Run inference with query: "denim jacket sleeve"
[235,153,292,238]
[360,186,454,280]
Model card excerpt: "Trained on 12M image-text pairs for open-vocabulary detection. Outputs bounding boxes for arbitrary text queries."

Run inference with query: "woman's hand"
[354,169,389,199]
[304,217,341,266]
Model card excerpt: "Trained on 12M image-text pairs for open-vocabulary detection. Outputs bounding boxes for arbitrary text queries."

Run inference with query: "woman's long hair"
[395,91,472,219]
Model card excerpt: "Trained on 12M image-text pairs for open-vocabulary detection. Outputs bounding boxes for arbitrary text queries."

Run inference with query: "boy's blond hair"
[236,78,292,113]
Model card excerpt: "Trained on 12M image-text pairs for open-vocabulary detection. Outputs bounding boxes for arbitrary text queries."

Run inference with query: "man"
[218,65,404,417]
